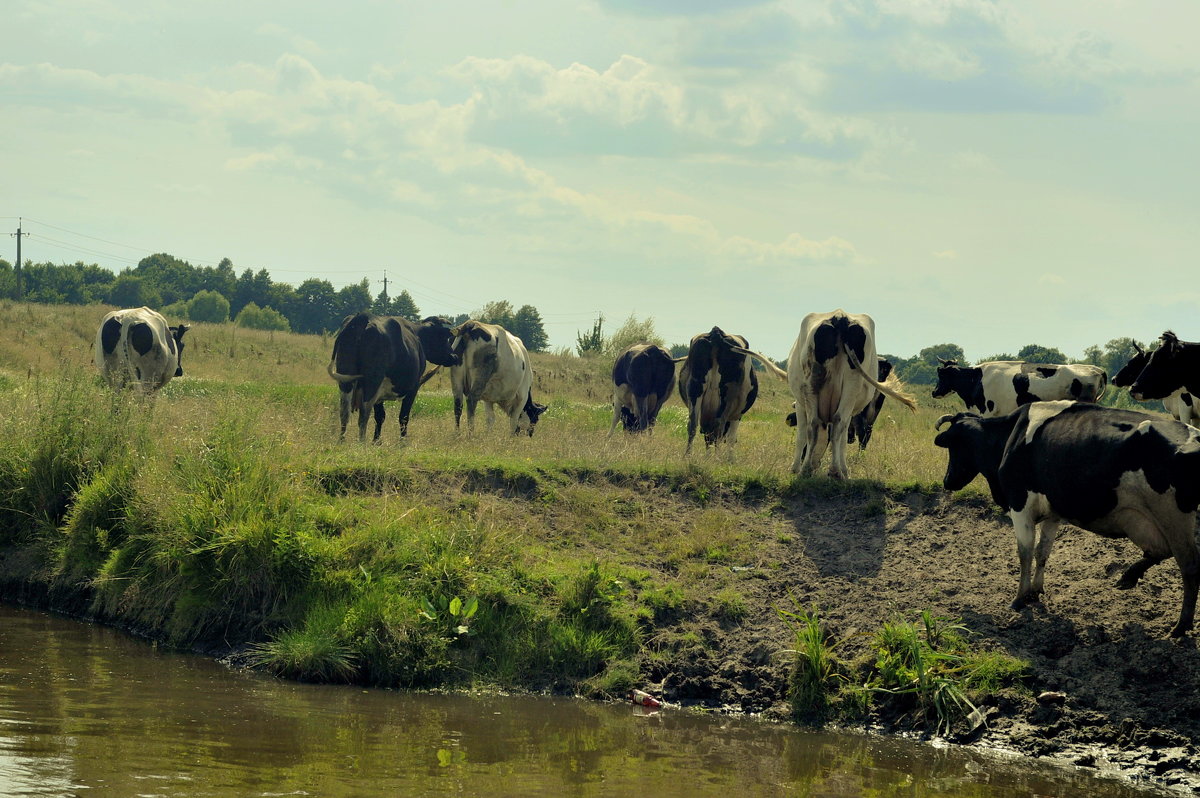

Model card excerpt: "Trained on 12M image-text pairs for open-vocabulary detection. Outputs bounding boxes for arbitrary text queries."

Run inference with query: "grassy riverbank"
[3,302,1199,794]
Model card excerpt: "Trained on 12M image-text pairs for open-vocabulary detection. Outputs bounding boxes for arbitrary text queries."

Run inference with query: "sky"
[3,0,1198,363]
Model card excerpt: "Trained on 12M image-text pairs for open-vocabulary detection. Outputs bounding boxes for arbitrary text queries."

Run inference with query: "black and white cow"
[609,343,677,434]
[776,311,916,478]
[1128,331,1200,422]
[784,356,896,450]
[1112,340,1197,425]
[95,306,189,392]
[848,356,894,450]
[932,359,1107,417]
[934,401,1200,637]
[678,326,778,453]
[450,320,546,436]
[327,313,460,442]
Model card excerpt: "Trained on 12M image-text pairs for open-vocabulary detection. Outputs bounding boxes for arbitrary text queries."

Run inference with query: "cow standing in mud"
[935,401,1200,638]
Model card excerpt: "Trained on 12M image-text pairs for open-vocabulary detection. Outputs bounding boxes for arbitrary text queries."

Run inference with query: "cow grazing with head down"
[933,359,1107,418]
[95,307,189,392]
[1112,340,1197,425]
[609,343,677,434]
[775,311,916,478]
[678,326,780,453]
[327,313,460,442]
[934,401,1200,637]
[450,320,546,436]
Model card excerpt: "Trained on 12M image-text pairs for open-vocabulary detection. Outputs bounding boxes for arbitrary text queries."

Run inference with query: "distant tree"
[196,258,237,298]
[390,289,422,322]
[1085,337,1146,375]
[133,253,198,305]
[1016,344,1068,364]
[476,300,516,330]
[895,343,968,385]
[292,278,339,334]
[236,302,290,332]
[919,343,967,366]
[576,314,604,357]
[107,273,161,309]
[604,314,665,357]
[511,304,549,352]
[0,261,16,299]
[161,300,190,319]
[231,268,275,318]
[669,342,690,359]
[187,290,230,323]
[336,279,373,321]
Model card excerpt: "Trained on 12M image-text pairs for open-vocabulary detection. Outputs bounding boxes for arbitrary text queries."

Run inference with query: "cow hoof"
[1168,623,1191,638]
[1115,577,1139,590]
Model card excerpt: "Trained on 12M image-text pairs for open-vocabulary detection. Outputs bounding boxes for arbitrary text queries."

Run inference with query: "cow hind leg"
[370,403,386,443]
[1010,511,1041,609]
[396,392,417,439]
[1167,517,1200,637]
[338,391,353,440]
[827,417,851,479]
[1116,553,1168,590]
[1028,518,1060,602]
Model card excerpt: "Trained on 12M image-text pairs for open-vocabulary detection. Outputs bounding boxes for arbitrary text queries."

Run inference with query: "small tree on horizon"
[576,314,604,357]
[603,314,665,357]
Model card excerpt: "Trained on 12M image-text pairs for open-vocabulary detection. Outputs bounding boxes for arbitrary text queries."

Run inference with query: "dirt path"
[634,489,1200,795]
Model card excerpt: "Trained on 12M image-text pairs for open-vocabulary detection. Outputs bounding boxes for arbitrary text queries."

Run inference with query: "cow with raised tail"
[678,326,779,453]
[450,320,546,436]
[934,401,1200,638]
[609,343,677,434]
[772,311,916,478]
[95,306,189,392]
[327,314,460,442]
[933,359,1106,417]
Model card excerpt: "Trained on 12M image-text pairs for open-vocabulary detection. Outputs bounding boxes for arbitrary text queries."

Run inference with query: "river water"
[0,604,1166,797]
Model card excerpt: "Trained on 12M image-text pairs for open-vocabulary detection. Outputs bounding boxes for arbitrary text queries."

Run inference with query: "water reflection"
[0,605,1162,797]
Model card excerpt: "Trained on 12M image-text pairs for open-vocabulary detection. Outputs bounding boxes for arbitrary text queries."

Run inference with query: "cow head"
[877,357,893,382]
[170,324,190,377]
[931,360,965,399]
[933,412,987,491]
[1110,343,1149,388]
[417,316,461,367]
[1130,332,1191,401]
[520,392,547,437]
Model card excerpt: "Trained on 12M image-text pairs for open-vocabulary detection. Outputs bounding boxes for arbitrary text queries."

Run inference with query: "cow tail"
[843,343,917,411]
[729,346,788,381]
[419,365,442,386]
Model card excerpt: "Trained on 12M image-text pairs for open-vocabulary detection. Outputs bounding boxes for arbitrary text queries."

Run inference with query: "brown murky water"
[0,605,1167,797]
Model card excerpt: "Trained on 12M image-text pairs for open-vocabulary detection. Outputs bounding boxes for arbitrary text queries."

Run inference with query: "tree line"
[0,255,1158,373]
[0,254,549,349]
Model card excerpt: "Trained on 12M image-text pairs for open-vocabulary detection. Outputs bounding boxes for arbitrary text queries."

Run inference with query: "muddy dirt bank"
[633,488,1200,795]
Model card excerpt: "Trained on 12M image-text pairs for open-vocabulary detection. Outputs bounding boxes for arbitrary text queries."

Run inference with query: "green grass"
[0,301,1029,730]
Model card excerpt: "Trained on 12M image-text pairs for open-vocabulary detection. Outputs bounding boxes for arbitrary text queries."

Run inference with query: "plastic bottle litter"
[629,689,662,708]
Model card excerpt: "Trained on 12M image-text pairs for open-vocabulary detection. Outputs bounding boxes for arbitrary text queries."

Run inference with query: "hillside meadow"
[9,299,1200,796]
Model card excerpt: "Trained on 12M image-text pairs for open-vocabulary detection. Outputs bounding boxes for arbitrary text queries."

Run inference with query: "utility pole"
[381,271,389,305]
[10,217,29,300]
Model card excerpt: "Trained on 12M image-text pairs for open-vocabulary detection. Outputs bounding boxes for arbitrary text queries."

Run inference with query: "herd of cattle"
[92,306,1200,638]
